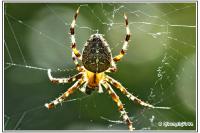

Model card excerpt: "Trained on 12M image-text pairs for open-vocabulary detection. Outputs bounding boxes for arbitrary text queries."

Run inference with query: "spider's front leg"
[102,81,134,131]
[70,7,82,60]
[45,78,84,109]
[69,7,85,72]
[113,14,131,62]
[106,75,170,110]
[48,69,83,84]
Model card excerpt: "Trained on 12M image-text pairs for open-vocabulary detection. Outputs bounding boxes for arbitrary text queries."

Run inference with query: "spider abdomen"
[82,34,111,73]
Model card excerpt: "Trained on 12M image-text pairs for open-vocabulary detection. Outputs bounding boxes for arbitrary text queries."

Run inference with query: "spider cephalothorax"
[45,7,169,131]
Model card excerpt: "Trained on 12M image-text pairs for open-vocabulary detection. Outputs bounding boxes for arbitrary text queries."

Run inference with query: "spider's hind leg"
[105,75,170,109]
[45,79,84,109]
[102,81,134,131]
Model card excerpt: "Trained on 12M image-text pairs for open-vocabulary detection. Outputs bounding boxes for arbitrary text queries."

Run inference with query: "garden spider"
[45,7,169,131]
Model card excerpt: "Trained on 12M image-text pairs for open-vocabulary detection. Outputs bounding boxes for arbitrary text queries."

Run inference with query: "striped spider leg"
[105,75,170,110]
[47,69,83,84]
[100,74,170,131]
[70,7,82,61]
[45,70,85,109]
[70,7,85,72]
[113,13,131,62]
[45,7,86,109]
[102,81,134,131]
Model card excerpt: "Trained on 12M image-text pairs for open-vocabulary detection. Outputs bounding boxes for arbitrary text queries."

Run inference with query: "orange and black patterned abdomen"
[82,35,111,73]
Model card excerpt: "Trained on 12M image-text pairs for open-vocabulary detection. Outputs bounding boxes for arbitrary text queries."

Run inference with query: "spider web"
[4,3,196,130]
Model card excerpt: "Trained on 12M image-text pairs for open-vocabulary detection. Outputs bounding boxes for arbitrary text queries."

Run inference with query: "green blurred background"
[4,3,196,130]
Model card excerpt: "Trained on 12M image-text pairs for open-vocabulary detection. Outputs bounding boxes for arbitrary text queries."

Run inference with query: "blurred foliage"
[4,3,196,130]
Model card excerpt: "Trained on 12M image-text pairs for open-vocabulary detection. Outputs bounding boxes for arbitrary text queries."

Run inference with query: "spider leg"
[79,81,87,93]
[102,81,134,131]
[105,75,170,109]
[45,78,84,109]
[113,14,130,62]
[70,7,82,60]
[48,69,83,84]
[72,52,84,71]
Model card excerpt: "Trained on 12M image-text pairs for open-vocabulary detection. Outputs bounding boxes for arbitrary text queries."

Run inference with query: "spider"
[45,7,169,131]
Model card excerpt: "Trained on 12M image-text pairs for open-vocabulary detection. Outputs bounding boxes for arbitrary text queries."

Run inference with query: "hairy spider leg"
[105,75,170,109]
[47,69,83,84]
[102,81,134,131]
[45,78,84,109]
[70,7,82,61]
[113,14,131,62]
